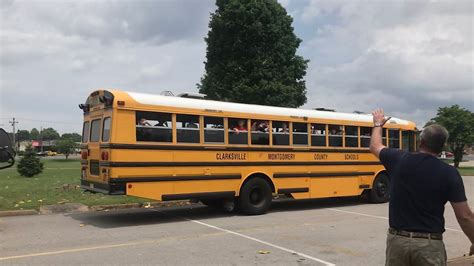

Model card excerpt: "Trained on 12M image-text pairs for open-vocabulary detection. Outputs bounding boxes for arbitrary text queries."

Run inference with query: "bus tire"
[237,177,272,215]
[370,173,390,203]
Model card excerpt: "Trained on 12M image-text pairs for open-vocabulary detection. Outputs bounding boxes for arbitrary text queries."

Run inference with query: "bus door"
[85,117,103,183]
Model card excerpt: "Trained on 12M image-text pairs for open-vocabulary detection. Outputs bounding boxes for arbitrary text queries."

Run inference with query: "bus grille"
[90,160,100,176]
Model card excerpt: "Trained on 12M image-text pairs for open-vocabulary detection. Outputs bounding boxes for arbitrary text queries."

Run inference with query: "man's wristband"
[374,122,384,127]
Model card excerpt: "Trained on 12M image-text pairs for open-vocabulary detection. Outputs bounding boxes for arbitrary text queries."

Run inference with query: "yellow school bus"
[80,89,417,214]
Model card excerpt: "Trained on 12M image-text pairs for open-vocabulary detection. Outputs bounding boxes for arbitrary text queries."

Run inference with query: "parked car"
[46,151,57,156]
[37,151,48,156]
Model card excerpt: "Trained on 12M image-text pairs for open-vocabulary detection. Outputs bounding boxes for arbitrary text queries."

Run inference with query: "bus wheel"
[237,177,272,215]
[370,173,390,203]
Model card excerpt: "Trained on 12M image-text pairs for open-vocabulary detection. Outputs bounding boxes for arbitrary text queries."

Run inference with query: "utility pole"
[40,126,43,152]
[9,118,18,151]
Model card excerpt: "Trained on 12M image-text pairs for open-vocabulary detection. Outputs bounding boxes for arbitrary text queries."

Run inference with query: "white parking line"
[152,209,335,266]
[0,240,159,261]
[326,208,463,233]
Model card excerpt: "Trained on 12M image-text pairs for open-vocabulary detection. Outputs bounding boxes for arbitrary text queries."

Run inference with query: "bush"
[17,144,43,177]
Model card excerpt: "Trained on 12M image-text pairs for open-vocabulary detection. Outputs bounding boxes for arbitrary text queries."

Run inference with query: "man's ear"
[418,138,424,150]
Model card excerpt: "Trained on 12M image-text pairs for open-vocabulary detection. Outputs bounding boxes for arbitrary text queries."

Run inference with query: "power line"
[1,117,79,125]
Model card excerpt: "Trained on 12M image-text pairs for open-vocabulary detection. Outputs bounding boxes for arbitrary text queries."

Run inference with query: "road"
[0,177,472,265]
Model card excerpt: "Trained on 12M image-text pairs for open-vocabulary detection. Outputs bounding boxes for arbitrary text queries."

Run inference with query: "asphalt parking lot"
[0,176,472,266]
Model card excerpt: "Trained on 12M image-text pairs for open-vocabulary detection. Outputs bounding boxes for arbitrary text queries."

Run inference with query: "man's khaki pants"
[386,233,447,266]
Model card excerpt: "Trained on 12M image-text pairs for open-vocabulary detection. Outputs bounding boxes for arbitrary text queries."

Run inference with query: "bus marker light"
[128,184,132,189]
[101,151,109,161]
[117,101,125,106]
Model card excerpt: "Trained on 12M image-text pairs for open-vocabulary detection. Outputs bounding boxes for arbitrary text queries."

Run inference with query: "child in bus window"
[139,118,151,126]
[251,121,269,132]
[233,120,247,134]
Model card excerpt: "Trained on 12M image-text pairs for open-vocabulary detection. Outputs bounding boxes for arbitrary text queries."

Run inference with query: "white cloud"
[0,0,472,133]
[298,0,473,126]
[0,0,214,133]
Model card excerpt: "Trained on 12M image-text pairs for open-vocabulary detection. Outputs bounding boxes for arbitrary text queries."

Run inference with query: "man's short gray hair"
[420,124,449,154]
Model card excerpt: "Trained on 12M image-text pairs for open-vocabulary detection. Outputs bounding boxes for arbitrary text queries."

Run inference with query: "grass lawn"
[0,158,149,211]
[458,167,474,176]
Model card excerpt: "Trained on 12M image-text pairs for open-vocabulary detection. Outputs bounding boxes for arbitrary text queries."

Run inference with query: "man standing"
[369,109,474,266]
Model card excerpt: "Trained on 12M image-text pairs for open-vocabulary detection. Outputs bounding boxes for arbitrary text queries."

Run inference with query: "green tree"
[40,128,60,140]
[198,0,309,107]
[61,133,81,142]
[17,144,43,177]
[426,105,474,168]
[30,128,40,140]
[56,139,77,159]
[16,130,30,142]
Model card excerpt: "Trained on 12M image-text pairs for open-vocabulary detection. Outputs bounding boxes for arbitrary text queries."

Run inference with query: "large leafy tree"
[30,128,40,140]
[61,133,82,142]
[426,105,474,168]
[199,0,309,107]
[56,139,77,160]
[40,128,60,141]
[16,130,30,142]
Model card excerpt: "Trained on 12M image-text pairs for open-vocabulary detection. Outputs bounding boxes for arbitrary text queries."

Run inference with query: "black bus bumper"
[81,179,125,195]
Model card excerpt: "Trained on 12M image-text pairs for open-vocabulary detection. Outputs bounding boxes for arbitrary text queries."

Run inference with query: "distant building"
[18,140,58,152]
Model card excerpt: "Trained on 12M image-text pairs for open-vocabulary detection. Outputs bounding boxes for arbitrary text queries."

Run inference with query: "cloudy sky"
[0,0,472,134]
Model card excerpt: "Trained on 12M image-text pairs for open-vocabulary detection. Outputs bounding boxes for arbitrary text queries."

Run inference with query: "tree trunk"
[65,154,69,160]
[453,145,464,168]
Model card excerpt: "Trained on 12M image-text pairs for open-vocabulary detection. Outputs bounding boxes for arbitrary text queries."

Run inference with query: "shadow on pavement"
[69,196,369,229]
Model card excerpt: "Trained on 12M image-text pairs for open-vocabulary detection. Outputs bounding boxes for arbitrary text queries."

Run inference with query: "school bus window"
[251,120,269,145]
[389,129,400,149]
[90,119,101,142]
[360,127,371,147]
[82,121,90,143]
[204,116,224,144]
[311,123,326,147]
[345,126,358,147]
[328,125,343,147]
[293,122,308,146]
[177,114,200,143]
[136,111,172,142]
[228,118,248,145]
[102,117,111,142]
[382,128,387,146]
[402,131,415,151]
[272,121,289,146]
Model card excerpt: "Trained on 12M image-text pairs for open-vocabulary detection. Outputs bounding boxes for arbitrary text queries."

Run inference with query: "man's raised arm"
[370,109,391,158]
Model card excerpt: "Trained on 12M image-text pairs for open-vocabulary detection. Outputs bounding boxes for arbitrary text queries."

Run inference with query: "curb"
[0,200,194,217]
[0,209,38,217]
[90,200,193,212]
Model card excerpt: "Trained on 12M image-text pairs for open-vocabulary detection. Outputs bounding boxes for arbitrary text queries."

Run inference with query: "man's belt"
[388,228,443,240]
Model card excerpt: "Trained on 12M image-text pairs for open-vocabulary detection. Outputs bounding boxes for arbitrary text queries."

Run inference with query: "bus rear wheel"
[237,177,272,215]
[370,173,390,203]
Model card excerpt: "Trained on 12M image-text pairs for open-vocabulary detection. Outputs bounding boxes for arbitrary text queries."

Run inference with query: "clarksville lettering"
[216,153,247,160]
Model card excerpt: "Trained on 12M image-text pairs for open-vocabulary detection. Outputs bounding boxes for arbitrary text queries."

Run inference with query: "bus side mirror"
[0,128,15,169]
